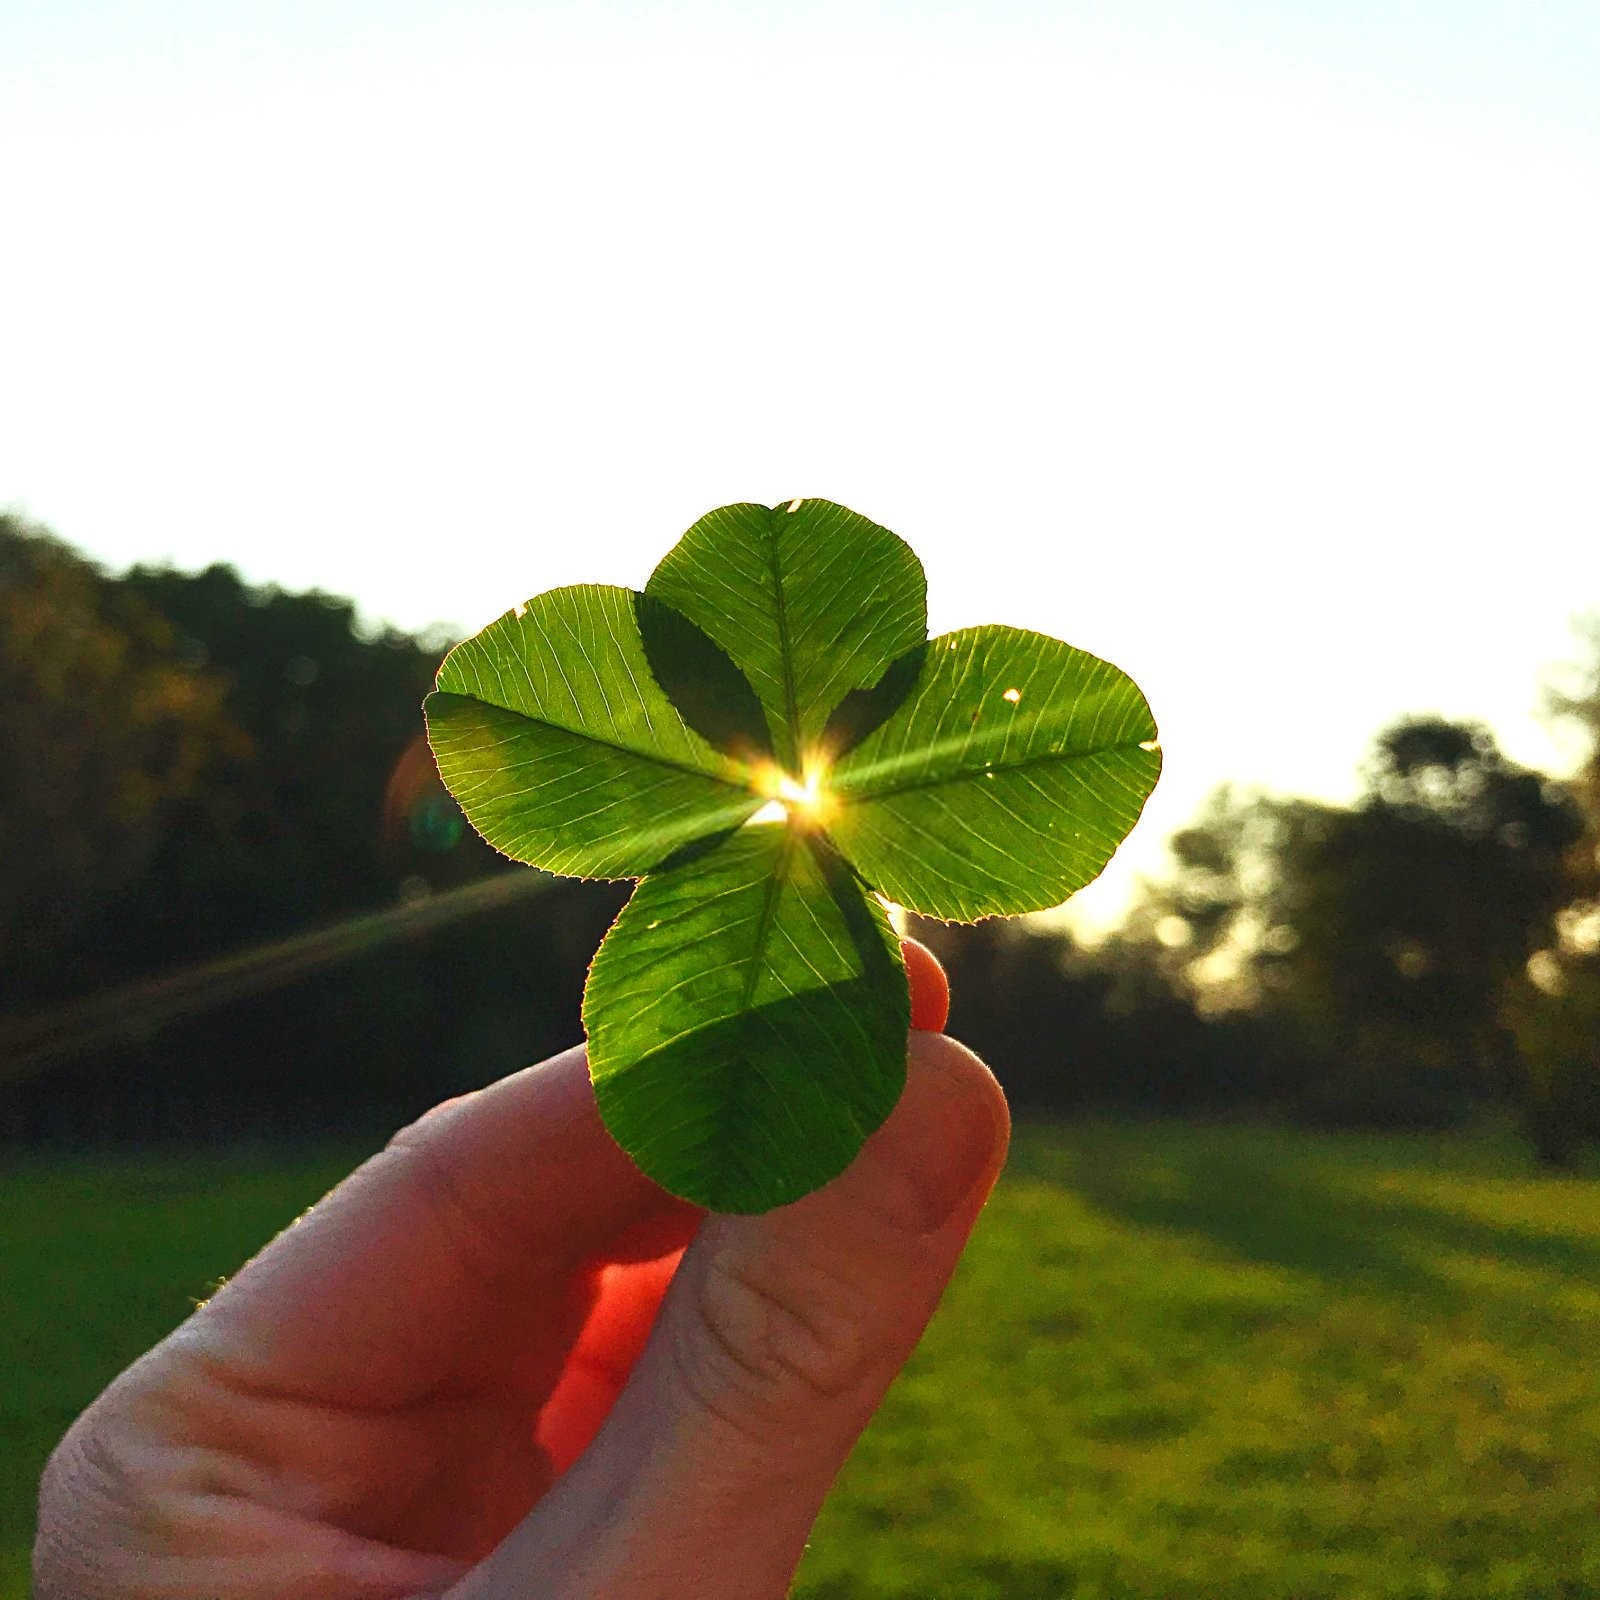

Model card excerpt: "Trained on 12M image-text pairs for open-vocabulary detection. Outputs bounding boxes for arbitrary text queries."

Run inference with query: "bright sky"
[4,1,1598,930]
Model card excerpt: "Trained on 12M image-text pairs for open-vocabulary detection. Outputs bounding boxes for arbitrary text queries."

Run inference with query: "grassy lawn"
[1,1146,362,1599]
[6,1122,1599,1598]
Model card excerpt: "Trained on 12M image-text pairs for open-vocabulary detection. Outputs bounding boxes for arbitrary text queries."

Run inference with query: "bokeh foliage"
[0,517,1595,1170]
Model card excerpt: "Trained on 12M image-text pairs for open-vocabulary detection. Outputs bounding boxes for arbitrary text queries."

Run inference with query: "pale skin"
[34,941,1010,1598]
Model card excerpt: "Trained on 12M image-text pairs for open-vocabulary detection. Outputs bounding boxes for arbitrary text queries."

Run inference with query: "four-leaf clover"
[425,500,1160,1211]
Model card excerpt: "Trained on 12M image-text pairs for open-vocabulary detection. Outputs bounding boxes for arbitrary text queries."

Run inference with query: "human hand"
[34,939,1009,1599]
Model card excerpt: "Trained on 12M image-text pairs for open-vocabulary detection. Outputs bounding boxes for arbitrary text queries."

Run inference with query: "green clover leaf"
[425,499,1161,1211]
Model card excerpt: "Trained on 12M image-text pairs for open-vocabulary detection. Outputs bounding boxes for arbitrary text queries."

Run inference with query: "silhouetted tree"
[0,516,242,1003]
[0,521,537,1146]
[103,561,478,970]
[913,912,1282,1118]
[1136,719,1587,1146]
[1500,617,1600,1161]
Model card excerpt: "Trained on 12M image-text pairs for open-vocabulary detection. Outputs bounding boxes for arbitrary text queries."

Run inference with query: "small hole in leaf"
[1002,687,1021,703]
[1139,739,1160,752]
[786,498,804,513]
[748,799,787,825]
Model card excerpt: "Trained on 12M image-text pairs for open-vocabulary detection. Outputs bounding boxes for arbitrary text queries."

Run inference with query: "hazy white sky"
[4,0,1598,927]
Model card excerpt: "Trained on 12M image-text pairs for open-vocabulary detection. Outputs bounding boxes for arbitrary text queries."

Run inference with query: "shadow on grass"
[1012,1124,1600,1315]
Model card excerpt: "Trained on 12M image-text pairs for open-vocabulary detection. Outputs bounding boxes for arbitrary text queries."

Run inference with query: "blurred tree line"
[0,513,625,1145]
[917,656,1600,1164]
[2,513,1598,1161]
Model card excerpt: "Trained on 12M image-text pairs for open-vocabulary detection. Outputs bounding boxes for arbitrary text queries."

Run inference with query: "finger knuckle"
[381,1126,504,1282]
[671,1243,878,1437]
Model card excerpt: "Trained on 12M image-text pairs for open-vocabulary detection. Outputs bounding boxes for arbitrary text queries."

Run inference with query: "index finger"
[179,938,949,1407]
[182,1044,699,1408]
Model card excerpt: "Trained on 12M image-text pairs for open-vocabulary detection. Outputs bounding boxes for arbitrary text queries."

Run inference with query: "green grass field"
[5,1122,1598,1599]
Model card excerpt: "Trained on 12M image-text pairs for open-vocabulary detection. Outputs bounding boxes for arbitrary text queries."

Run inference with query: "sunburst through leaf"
[425,499,1161,1210]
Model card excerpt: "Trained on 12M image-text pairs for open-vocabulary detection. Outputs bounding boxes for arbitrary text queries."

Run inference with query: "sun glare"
[753,761,835,829]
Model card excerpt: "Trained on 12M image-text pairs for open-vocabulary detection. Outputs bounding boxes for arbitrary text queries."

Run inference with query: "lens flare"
[383,734,466,854]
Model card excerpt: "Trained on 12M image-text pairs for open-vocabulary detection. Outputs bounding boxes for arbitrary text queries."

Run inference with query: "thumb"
[453,1030,1009,1600]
